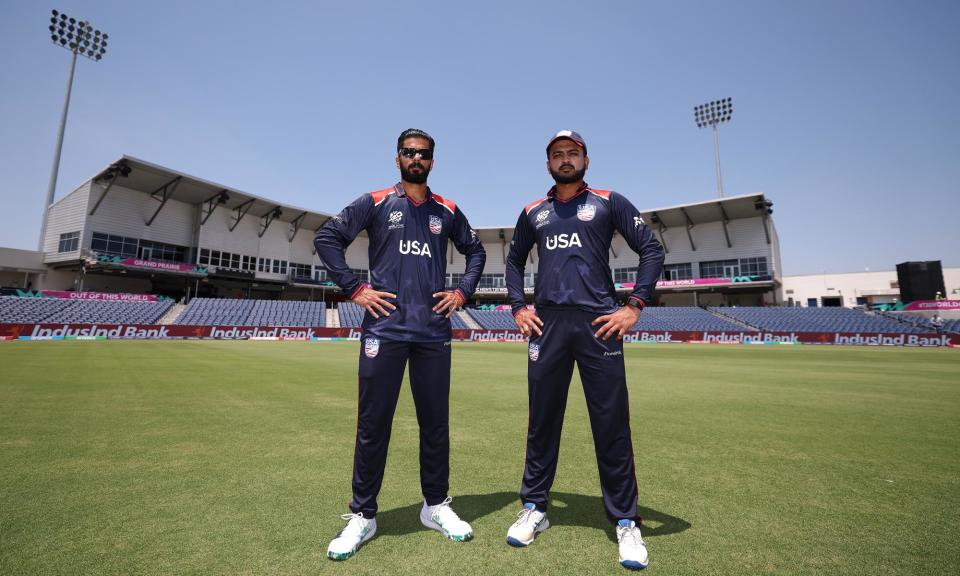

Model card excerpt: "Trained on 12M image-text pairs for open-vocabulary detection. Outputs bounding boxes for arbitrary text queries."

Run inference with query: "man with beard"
[503,130,664,570]
[315,128,486,560]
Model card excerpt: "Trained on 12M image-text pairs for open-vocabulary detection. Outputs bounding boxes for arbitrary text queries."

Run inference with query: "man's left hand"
[592,306,641,340]
[432,290,465,318]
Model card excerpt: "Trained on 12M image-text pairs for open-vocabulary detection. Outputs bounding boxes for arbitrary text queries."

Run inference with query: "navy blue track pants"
[521,308,640,522]
[350,337,451,518]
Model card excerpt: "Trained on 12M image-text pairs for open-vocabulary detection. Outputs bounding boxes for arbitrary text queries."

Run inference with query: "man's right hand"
[514,308,543,337]
[353,287,397,319]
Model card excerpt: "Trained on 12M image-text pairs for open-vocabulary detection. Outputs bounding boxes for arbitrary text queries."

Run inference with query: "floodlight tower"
[39,9,108,251]
[694,97,732,198]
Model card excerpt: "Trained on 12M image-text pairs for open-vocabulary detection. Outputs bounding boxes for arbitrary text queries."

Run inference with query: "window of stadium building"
[478,274,505,289]
[138,240,187,263]
[739,257,768,277]
[199,248,254,271]
[349,268,369,283]
[614,268,636,283]
[92,232,138,258]
[312,268,328,282]
[254,258,288,275]
[661,263,693,281]
[447,273,464,287]
[290,263,312,279]
[699,259,740,279]
[91,232,186,262]
[58,231,80,253]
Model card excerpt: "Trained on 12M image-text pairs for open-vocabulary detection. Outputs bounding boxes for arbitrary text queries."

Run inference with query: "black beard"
[550,165,587,184]
[401,164,430,184]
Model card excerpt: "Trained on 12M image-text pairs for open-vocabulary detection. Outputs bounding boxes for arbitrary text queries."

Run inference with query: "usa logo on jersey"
[429,215,443,235]
[528,342,540,362]
[364,337,380,358]
[577,204,596,221]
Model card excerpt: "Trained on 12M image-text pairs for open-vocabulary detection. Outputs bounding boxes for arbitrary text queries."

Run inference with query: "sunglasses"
[399,147,434,160]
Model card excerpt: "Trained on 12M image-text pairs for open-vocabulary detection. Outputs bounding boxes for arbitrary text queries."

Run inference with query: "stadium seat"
[0,296,173,324]
[174,298,326,327]
[709,306,926,333]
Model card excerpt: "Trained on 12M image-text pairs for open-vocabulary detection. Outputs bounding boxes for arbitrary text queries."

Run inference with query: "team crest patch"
[364,337,380,358]
[577,204,596,221]
[429,215,443,235]
[528,342,540,362]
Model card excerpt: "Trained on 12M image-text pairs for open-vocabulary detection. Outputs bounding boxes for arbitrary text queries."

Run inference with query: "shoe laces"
[431,496,462,525]
[513,505,543,527]
[617,523,644,547]
[339,512,367,537]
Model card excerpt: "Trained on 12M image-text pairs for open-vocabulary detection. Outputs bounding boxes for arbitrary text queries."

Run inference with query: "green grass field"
[1,341,959,575]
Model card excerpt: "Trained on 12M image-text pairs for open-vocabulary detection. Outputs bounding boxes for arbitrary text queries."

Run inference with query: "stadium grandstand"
[0,296,171,325]
[174,298,326,327]
[1,154,958,344]
[2,155,782,307]
[710,306,926,334]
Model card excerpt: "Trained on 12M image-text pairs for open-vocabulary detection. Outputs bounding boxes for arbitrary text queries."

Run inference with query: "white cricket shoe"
[327,512,376,561]
[506,502,550,547]
[420,496,474,541]
[616,519,648,570]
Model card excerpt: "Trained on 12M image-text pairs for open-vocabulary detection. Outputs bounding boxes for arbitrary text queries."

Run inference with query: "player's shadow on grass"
[375,491,690,542]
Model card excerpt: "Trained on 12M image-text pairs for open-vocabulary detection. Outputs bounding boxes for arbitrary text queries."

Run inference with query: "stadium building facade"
[5,155,783,307]
[781,268,960,309]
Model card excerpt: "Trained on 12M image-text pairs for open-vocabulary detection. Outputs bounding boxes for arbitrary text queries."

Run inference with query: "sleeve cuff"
[628,296,646,310]
[349,283,369,299]
[454,288,467,303]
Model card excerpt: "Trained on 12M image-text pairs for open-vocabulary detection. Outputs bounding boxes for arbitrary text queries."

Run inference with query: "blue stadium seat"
[174,298,326,327]
[0,296,172,324]
[709,306,926,333]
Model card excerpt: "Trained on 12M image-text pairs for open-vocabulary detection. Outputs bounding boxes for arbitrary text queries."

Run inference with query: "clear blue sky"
[1,0,957,275]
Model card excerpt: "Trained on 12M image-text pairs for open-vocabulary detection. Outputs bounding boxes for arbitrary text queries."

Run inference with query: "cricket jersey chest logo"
[399,240,432,258]
[535,209,551,229]
[544,232,582,250]
[577,204,596,221]
[429,215,443,235]
[387,210,404,230]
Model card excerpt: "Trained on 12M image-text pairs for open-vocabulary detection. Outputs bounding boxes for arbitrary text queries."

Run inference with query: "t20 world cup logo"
[528,342,540,362]
[364,337,380,359]
[429,215,443,235]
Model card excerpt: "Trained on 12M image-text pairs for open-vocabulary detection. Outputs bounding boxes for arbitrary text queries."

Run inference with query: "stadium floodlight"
[694,97,732,198]
[39,9,109,251]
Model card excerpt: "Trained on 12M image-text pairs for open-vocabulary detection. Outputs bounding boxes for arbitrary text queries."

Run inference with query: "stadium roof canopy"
[90,155,334,231]
[472,192,771,233]
[86,156,770,238]
[639,193,772,229]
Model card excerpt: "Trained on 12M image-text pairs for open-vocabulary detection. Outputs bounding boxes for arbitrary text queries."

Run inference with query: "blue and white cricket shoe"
[616,519,648,570]
[327,512,376,560]
[506,502,550,547]
[420,496,474,541]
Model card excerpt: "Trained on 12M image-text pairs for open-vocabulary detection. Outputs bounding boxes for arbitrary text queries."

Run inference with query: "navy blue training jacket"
[315,183,486,341]
[505,183,664,315]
